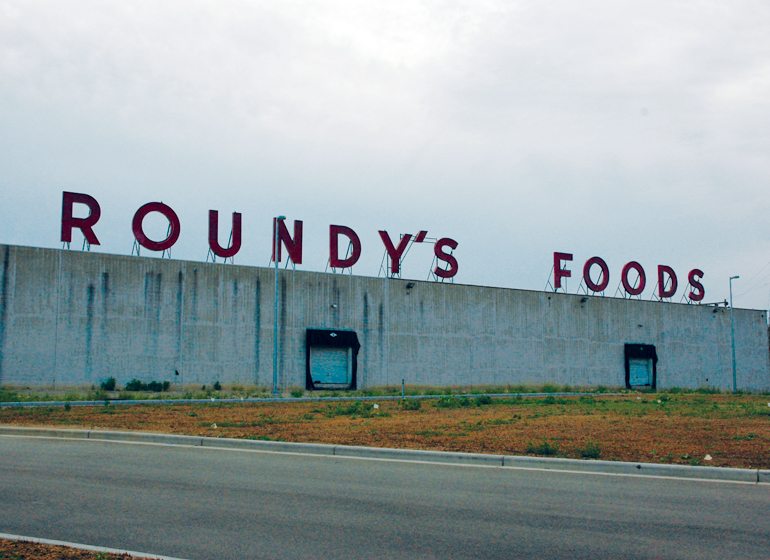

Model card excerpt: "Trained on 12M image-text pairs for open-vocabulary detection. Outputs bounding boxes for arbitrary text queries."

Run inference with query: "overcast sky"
[1,0,769,310]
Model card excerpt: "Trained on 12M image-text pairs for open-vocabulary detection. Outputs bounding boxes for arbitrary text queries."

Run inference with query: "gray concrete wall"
[0,244,768,390]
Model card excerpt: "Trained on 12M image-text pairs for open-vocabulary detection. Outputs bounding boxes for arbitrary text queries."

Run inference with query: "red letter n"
[272,219,303,264]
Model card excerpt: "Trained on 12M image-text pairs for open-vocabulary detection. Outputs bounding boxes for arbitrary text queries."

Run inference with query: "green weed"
[99,377,117,391]
[416,430,442,437]
[474,395,493,406]
[526,440,560,456]
[399,399,422,411]
[124,379,170,392]
[484,418,514,426]
[435,396,472,408]
[579,442,601,459]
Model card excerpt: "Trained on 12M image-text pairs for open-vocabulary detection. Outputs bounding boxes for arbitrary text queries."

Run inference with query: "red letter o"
[132,202,181,252]
[582,256,610,292]
[621,261,646,296]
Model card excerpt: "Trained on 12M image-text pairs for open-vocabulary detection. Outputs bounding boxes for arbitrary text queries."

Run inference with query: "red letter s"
[687,269,705,302]
[433,238,458,279]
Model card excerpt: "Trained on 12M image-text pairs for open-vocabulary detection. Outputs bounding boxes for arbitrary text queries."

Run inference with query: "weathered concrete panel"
[0,244,768,391]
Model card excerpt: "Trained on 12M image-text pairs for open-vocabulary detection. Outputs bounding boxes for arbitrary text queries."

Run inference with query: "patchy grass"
[1,393,769,468]
[322,401,388,418]
[0,383,623,404]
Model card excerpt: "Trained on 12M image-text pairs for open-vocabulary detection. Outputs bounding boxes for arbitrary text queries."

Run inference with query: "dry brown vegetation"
[2,393,769,468]
[0,538,132,559]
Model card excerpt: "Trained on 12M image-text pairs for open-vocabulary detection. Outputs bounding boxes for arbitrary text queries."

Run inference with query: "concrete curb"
[502,455,760,482]
[0,426,91,440]
[335,444,504,466]
[199,436,336,456]
[1,426,766,484]
[91,430,204,446]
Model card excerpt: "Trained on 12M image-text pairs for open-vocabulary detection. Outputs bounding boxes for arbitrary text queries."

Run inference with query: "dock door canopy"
[624,344,658,389]
[306,329,360,390]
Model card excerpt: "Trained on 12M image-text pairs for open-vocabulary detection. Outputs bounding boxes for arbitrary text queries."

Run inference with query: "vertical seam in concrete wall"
[100,271,110,371]
[230,276,238,381]
[384,277,390,386]
[0,246,9,385]
[254,278,261,386]
[362,292,369,388]
[209,264,220,381]
[541,293,547,383]
[85,284,95,381]
[175,268,185,383]
[52,250,63,387]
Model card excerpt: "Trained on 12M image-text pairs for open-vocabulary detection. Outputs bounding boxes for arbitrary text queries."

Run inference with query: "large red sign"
[59,192,706,300]
[60,191,459,278]
[552,252,705,301]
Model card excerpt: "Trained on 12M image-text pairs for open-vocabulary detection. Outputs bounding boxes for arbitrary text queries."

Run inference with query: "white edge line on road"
[2,433,766,487]
[0,531,188,560]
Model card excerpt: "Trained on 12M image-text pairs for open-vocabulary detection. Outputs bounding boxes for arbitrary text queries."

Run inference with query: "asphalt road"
[1,436,768,560]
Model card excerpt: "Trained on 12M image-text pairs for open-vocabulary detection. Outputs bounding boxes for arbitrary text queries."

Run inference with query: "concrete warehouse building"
[0,244,768,391]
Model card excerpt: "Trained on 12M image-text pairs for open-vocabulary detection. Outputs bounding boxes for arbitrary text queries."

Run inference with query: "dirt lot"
[0,538,132,559]
[2,393,768,468]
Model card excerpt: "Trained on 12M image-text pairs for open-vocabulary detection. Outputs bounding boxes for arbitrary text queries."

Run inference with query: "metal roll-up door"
[628,358,652,387]
[310,346,352,386]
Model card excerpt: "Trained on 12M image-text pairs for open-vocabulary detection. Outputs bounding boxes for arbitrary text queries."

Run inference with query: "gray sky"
[1,0,769,310]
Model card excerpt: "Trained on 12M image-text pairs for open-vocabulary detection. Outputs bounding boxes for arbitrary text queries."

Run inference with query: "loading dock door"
[624,343,657,390]
[628,358,653,387]
[310,346,352,386]
[306,329,360,390]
